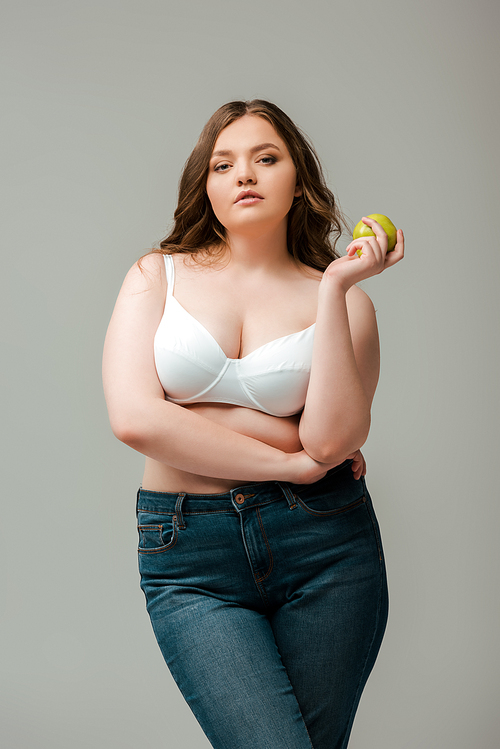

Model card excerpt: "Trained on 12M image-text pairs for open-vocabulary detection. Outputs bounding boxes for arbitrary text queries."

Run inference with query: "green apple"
[353,214,397,253]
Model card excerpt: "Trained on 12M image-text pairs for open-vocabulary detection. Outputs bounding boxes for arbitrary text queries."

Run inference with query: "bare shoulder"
[121,251,166,296]
[107,252,168,329]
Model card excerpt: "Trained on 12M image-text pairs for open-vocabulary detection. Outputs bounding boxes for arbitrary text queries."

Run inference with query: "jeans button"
[235,493,245,505]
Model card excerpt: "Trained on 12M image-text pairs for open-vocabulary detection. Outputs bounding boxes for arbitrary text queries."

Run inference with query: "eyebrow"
[211,142,282,159]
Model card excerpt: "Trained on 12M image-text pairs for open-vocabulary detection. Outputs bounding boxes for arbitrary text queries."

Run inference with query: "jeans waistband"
[136,459,359,517]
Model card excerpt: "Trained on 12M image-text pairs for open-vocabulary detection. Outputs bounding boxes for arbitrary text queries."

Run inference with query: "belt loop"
[175,493,187,529]
[277,482,298,510]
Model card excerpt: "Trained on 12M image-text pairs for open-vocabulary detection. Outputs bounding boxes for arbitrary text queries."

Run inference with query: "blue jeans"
[137,461,388,749]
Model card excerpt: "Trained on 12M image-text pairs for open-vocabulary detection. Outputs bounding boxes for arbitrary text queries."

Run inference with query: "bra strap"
[164,254,175,298]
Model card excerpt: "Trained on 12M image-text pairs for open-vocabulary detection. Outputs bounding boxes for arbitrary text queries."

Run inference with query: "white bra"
[153,254,316,417]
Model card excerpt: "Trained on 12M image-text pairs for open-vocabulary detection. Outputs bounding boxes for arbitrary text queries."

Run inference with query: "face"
[206,115,301,238]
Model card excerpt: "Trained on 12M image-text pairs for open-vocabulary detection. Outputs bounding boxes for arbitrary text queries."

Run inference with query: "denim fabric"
[137,460,388,749]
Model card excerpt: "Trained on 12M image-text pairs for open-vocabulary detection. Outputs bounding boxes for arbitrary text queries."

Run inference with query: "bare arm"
[299,283,378,462]
[183,404,303,453]
[299,219,404,462]
[102,254,333,485]
[185,403,367,479]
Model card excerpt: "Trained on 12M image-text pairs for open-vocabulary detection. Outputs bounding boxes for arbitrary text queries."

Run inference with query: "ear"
[294,183,302,197]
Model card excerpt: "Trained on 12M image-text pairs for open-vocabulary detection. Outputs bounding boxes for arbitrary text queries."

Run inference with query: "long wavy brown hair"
[143,100,348,271]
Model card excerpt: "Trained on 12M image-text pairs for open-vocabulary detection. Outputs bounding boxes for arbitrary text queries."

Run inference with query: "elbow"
[106,395,172,452]
[302,442,355,465]
[108,413,145,449]
[105,394,161,449]
[300,415,371,465]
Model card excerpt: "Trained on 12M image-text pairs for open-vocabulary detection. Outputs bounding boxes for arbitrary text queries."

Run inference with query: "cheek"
[281,168,299,201]
[281,174,299,209]
[206,182,224,218]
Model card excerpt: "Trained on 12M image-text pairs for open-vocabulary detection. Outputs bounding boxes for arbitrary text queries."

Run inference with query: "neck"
[221,222,294,273]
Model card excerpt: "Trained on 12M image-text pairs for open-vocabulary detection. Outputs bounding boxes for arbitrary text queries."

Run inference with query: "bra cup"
[154,301,228,399]
[155,349,225,400]
[153,266,316,417]
[232,368,310,417]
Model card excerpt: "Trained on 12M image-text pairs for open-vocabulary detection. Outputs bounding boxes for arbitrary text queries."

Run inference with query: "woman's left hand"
[323,217,404,293]
[347,449,366,480]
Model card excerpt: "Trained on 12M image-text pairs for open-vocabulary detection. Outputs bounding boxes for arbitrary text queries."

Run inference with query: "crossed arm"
[103,222,402,484]
[102,255,344,485]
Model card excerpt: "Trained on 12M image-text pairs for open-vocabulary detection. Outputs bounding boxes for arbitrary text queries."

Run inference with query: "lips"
[235,190,264,203]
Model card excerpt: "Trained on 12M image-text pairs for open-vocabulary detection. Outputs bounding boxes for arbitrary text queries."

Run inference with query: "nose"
[235,159,256,185]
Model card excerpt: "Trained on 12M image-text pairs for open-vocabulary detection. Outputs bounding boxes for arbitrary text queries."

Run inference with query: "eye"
[214,162,231,172]
[259,156,277,165]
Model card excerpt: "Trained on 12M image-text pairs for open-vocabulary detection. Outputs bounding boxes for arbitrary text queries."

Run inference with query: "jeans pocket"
[138,514,178,554]
[294,490,365,517]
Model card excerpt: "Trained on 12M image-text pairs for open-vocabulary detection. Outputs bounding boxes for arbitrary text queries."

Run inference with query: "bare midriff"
[141,403,302,494]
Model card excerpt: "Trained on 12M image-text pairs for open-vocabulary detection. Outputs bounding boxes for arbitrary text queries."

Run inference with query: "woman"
[103,99,404,749]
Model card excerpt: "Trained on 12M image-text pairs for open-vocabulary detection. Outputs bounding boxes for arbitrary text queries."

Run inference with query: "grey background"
[2,0,499,747]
